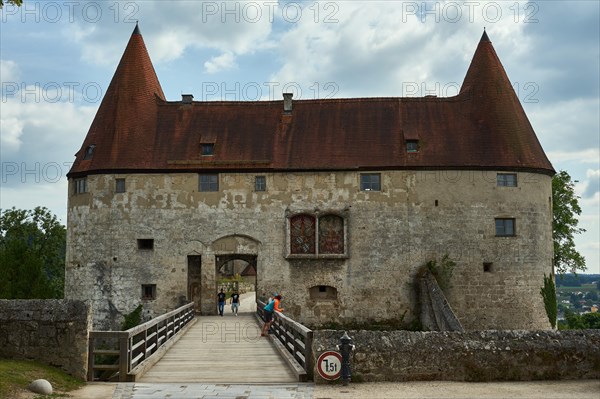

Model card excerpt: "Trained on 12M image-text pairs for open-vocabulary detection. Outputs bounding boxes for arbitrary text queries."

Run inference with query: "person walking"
[217,288,226,316]
[261,294,284,336]
[230,290,240,316]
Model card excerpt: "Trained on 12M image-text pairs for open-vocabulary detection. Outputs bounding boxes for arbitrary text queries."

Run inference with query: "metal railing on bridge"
[87,302,195,382]
[257,299,314,381]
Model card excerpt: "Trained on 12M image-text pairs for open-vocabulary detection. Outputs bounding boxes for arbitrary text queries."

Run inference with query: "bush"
[121,304,143,330]
[540,274,557,328]
[425,254,455,293]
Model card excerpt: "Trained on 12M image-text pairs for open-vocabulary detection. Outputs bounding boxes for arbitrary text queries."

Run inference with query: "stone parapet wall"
[313,329,600,382]
[0,299,91,380]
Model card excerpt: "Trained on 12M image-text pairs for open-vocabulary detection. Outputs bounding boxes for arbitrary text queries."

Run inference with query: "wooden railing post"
[87,333,95,381]
[119,332,129,382]
[305,329,314,380]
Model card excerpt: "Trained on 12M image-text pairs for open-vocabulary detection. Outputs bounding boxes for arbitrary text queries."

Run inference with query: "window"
[83,144,95,160]
[137,239,154,250]
[318,214,344,254]
[199,174,219,192]
[201,143,214,156]
[255,176,266,192]
[142,284,156,300]
[360,173,381,191]
[115,178,126,193]
[495,218,515,237]
[483,262,493,272]
[290,214,316,254]
[406,140,419,152]
[497,173,517,187]
[309,285,338,300]
[74,177,87,194]
[289,213,346,257]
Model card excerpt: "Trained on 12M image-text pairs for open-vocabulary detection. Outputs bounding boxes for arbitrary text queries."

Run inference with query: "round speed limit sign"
[317,351,342,380]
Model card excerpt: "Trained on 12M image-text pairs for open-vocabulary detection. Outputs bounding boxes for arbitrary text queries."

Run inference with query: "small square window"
[137,239,154,250]
[199,174,219,192]
[495,218,515,237]
[360,173,381,191]
[201,144,214,156]
[83,144,95,160]
[142,284,156,300]
[483,262,493,272]
[115,178,126,193]
[74,177,87,194]
[497,173,517,187]
[255,176,266,191]
[406,140,419,152]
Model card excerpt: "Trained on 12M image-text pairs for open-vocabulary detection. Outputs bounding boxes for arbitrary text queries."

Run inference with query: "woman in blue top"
[261,295,282,336]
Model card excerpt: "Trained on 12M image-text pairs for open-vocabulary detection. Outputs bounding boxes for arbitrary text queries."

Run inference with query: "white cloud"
[528,97,600,153]
[0,84,96,170]
[548,149,600,164]
[65,1,275,66]
[204,52,237,74]
[269,2,530,99]
[0,116,25,153]
[582,169,600,198]
[0,59,20,82]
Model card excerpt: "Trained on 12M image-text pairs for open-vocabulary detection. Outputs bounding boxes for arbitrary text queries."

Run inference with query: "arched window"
[318,214,344,254]
[290,214,316,254]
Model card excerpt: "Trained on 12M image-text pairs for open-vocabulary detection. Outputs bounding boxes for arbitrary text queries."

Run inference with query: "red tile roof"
[68,28,554,177]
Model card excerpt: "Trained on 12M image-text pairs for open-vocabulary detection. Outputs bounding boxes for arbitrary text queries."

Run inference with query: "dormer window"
[406,140,419,153]
[201,144,214,156]
[83,145,96,160]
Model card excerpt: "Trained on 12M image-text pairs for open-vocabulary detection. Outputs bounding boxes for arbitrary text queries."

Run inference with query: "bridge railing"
[87,302,195,382]
[257,299,313,381]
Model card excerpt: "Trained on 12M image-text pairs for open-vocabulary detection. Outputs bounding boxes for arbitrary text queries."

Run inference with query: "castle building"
[65,26,554,331]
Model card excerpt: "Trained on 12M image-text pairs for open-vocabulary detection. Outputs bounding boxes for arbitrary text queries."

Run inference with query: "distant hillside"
[555,273,600,287]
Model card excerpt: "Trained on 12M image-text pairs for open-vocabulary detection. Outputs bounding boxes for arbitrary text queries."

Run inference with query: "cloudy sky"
[1,1,599,273]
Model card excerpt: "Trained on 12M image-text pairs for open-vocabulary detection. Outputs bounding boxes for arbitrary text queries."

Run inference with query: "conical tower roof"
[68,24,165,176]
[456,30,554,173]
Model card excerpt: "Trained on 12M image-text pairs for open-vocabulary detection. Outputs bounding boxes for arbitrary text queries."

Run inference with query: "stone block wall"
[66,169,552,331]
[0,299,92,380]
[313,329,600,382]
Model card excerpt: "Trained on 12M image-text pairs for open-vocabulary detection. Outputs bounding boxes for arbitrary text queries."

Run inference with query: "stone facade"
[0,300,91,380]
[65,169,552,331]
[312,329,600,382]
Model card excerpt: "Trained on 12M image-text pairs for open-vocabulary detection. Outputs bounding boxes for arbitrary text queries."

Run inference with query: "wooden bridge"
[88,293,313,383]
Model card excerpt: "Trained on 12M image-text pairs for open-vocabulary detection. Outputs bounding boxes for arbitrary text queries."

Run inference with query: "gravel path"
[313,380,600,398]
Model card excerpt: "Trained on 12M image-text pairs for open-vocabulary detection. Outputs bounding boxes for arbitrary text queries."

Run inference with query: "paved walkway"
[113,383,313,398]
[70,380,600,399]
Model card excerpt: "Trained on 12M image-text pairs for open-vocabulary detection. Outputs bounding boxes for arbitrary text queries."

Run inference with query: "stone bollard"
[337,331,355,386]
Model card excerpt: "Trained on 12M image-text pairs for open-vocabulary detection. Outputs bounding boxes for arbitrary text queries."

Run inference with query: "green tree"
[0,0,23,8]
[540,274,557,328]
[552,170,586,274]
[0,207,66,299]
[561,310,600,329]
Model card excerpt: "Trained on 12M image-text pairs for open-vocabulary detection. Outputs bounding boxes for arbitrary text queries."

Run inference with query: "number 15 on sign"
[317,351,342,380]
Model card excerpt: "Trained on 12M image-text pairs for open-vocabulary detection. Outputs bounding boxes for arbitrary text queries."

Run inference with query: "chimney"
[283,93,293,113]
[182,94,194,104]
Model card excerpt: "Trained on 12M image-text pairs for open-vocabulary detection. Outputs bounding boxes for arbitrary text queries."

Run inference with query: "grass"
[0,359,85,399]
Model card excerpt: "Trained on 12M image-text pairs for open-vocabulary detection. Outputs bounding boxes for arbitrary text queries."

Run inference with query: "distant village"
[556,274,600,318]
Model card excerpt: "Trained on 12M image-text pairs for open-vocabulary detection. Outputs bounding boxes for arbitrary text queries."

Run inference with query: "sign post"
[316,351,343,381]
